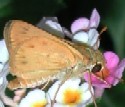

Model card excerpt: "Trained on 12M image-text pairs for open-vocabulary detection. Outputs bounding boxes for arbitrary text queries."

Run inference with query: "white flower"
[0,39,9,65]
[47,78,93,107]
[0,64,4,73]
[0,39,9,76]
[0,77,4,87]
[18,89,47,107]
[0,100,4,107]
[0,39,9,95]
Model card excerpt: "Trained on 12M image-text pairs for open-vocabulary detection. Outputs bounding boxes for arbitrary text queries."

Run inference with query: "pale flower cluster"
[18,79,93,107]
[0,39,9,107]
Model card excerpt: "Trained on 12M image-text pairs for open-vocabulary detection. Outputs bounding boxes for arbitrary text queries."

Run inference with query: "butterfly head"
[89,50,110,79]
[91,63,109,79]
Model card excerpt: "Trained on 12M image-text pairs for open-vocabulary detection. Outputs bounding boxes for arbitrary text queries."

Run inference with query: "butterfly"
[3,20,108,91]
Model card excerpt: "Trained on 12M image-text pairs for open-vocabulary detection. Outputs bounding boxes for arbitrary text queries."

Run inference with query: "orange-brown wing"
[4,20,83,79]
[4,20,34,54]
[4,20,41,65]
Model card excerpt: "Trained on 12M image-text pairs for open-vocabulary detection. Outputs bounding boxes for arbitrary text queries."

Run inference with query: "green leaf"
[102,0,125,58]
[0,0,12,17]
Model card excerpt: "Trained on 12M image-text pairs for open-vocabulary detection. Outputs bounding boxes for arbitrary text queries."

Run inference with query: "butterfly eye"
[91,63,102,73]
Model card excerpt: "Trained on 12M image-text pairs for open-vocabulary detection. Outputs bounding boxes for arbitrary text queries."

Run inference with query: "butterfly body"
[4,20,106,90]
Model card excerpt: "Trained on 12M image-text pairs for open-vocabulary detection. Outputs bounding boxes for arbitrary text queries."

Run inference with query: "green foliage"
[103,0,125,58]
[0,0,12,17]
[0,0,66,38]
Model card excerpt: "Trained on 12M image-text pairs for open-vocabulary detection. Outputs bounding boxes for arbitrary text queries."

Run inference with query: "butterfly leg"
[51,69,73,107]
[41,78,50,90]
[82,48,98,107]
[87,70,98,107]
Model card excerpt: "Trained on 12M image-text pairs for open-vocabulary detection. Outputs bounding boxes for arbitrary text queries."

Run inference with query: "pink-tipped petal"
[113,58,125,85]
[105,76,115,85]
[83,72,111,88]
[71,17,89,34]
[90,8,100,28]
[104,51,119,70]
[94,87,104,98]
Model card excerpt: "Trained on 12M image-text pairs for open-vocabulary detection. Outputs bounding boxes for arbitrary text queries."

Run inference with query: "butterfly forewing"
[4,20,42,69]
[13,36,81,77]
[4,20,85,89]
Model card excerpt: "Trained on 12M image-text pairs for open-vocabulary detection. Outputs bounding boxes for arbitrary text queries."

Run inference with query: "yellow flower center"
[63,88,81,105]
[31,100,47,107]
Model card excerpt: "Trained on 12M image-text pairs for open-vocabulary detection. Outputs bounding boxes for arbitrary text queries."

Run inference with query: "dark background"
[1,0,125,107]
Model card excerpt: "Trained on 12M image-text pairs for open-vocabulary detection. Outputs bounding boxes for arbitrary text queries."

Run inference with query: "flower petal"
[83,72,111,88]
[0,77,3,85]
[0,39,9,64]
[71,18,89,34]
[92,40,100,50]
[47,79,93,106]
[89,8,100,28]
[46,103,86,107]
[47,79,81,104]
[105,76,115,85]
[0,100,4,107]
[0,64,4,73]
[88,29,99,47]
[19,89,47,107]
[104,51,119,70]
[45,20,63,32]
[46,103,70,107]
[79,83,93,104]
[113,58,125,85]
[94,87,104,98]
[72,32,89,43]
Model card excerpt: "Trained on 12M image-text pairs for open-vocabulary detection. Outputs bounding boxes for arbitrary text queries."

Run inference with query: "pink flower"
[71,8,100,33]
[83,51,125,88]
[70,8,100,50]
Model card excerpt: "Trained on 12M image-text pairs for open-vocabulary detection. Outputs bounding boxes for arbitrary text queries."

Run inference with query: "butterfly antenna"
[93,26,107,49]
[88,70,98,107]
[99,26,107,37]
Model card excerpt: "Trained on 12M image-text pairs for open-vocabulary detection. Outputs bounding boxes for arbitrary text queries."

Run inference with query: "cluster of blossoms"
[19,79,93,107]
[0,40,9,107]
[0,8,125,107]
[71,8,100,50]
[69,8,125,98]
